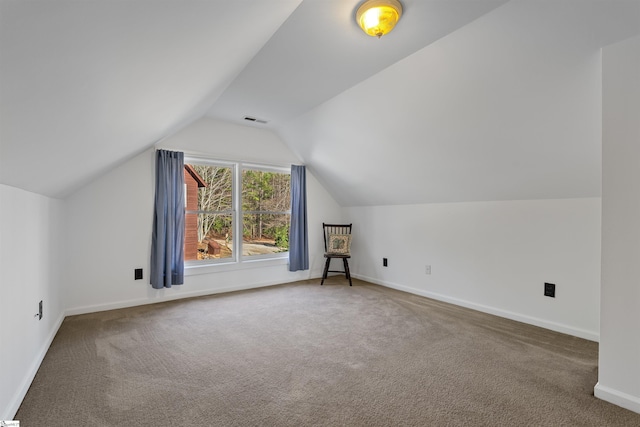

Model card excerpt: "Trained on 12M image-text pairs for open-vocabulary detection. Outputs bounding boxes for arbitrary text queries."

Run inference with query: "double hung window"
[183,158,290,264]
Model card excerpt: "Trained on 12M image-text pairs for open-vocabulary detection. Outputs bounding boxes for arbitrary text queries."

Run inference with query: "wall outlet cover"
[544,282,556,298]
[135,268,143,280]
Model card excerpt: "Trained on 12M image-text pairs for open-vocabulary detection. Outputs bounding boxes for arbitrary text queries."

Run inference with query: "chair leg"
[321,258,331,285]
[343,258,352,286]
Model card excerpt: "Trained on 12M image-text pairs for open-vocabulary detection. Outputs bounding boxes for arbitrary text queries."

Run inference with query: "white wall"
[596,35,640,414]
[345,198,601,340]
[278,0,606,207]
[63,118,342,314]
[0,184,65,419]
[62,147,156,312]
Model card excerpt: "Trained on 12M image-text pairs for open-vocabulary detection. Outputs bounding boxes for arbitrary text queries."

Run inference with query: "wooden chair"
[321,223,352,286]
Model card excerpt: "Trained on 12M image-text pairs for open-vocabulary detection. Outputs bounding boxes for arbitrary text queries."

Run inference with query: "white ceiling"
[0,0,302,197]
[206,0,508,125]
[278,0,640,206]
[1,0,639,204]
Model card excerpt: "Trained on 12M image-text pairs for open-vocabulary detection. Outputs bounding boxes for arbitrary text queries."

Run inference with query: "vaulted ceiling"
[1,0,639,204]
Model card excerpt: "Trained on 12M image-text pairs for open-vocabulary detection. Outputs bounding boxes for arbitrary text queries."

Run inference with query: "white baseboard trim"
[64,278,304,316]
[353,273,599,342]
[4,311,65,420]
[6,277,321,418]
[7,274,601,420]
[595,383,640,414]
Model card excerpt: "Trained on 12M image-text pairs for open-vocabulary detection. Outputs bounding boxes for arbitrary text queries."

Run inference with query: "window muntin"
[183,159,290,265]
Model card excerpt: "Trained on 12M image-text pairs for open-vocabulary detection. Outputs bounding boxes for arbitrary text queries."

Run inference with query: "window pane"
[242,170,290,213]
[242,213,290,256]
[184,163,234,262]
[190,164,233,212]
[185,213,233,260]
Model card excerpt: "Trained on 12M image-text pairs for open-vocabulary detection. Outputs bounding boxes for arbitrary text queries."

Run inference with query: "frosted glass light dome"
[356,0,403,38]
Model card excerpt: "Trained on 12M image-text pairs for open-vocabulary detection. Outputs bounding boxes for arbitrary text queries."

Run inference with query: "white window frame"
[239,163,292,262]
[183,156,290,273]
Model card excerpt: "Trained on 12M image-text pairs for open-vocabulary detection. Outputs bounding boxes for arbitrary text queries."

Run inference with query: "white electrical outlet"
[425,265,431,275]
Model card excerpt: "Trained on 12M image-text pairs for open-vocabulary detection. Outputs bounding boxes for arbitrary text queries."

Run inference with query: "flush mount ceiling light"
[356,0,403,38]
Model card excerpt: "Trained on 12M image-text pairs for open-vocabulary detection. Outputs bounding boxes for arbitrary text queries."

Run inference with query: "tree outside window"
[183,160,290,263]
[242,169,291,256]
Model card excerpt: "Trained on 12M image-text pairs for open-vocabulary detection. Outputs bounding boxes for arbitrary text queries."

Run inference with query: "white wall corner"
[3,312,65,420]
[595,383,640,415]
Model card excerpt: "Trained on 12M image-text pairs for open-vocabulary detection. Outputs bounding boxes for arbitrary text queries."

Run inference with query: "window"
[183,158,290,265]
[184,162,234,261]
[242,168,291,257]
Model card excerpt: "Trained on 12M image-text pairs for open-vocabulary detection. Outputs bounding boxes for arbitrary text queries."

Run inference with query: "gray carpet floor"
[15,278,640,426]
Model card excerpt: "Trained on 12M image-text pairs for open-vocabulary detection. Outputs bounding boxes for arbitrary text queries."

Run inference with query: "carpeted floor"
[15,278,640,426]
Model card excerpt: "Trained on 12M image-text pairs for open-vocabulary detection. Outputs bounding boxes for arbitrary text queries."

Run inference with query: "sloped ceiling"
[1,0,639,204]
[207,0,508,125]
[0,0,302,197]
[278,0,640,206]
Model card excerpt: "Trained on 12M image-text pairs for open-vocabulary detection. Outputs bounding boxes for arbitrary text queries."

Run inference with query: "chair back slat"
[323,223,352,252]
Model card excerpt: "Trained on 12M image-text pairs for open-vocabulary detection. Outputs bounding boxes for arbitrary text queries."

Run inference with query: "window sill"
[184,255,289,276]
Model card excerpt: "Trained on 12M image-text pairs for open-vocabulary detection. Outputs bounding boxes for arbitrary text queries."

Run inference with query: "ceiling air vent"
[244,116,268,124]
